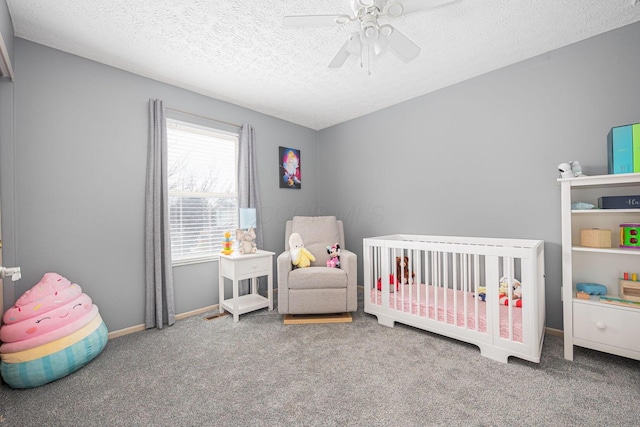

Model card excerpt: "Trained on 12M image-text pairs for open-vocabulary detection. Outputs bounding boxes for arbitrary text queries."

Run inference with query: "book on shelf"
[599,295,640,308]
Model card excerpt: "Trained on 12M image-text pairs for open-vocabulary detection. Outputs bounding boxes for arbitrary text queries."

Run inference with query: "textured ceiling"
[6,0,640,130]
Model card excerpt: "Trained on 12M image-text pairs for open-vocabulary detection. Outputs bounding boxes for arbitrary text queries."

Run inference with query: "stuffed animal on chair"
[326,243,341,268]
[289,232,315,268]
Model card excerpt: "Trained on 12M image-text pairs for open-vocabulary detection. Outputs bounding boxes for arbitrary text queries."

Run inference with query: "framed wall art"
[279,146,301,189]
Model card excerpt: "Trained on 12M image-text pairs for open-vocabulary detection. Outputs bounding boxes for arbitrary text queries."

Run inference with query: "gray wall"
[318,22,640,330]
[0,0,15,308]
[1,39,319,331]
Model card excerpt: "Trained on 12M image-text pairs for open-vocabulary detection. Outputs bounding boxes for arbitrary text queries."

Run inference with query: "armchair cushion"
[291,216,340,267]
[288,267,347,290]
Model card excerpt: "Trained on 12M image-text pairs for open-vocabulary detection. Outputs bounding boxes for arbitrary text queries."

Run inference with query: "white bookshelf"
[560,173,640,361]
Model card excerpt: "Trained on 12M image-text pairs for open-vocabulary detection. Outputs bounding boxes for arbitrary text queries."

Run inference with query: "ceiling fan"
[283,0,461,69]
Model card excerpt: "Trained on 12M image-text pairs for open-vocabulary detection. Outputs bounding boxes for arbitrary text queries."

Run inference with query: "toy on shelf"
[221,231,234,255]
[576,291,590,300]
[576,282,607,295]
[581,228,611,248]
[558,160,586,179]
[620,272,640,302]
[620,224,640,249]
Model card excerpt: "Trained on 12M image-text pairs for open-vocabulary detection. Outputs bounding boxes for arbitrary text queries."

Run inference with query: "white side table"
[218,250,275,322]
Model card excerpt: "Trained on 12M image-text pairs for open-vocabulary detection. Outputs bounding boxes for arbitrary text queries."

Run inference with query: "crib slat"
[451,253,457,326]
[416,249,422,317]
[463,254,468,329]
[444,251,449,325]
[505,257,514,341]
[474,254,480,332]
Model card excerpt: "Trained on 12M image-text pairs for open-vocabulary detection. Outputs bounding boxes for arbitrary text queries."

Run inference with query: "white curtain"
[238,123,263,293]
[144,99,175,329]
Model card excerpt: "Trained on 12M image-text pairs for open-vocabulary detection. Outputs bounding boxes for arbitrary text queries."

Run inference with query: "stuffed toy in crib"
[396,256,415,284]
[476,276,523,306]
[377,274,399,292]
[499,276,522,307]
[326,243,340,268]
[376,257,415,291]
[289,232,315,268]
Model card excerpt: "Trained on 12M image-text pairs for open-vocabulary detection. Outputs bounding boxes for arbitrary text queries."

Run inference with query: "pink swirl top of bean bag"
[3,283,82,325]
[0,272,98,354]
[15,273,71,306]
[0,305,99,354]
[0,293,93,343]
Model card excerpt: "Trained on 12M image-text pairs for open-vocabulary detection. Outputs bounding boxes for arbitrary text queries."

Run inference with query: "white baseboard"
[107,304,219,340]
[108,292,564,340]
[545,327,563,337]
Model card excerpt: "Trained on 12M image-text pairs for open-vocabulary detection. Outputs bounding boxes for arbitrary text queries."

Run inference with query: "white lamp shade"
[239,208,257,229]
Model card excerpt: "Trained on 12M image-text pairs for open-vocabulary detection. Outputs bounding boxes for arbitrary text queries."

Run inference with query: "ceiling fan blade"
[329,39,352,68]
[329,34,362,68]
[373,35,390,56]
[345,33,362,56]
[283,14,350,27]
[388,0,460,17]
[387,27,421,62]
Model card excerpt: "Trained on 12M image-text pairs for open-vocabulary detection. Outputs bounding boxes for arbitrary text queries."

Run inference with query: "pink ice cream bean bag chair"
[0,272,108,389]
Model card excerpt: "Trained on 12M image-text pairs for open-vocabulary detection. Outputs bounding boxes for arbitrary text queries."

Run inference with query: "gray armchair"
[277,216,357,315]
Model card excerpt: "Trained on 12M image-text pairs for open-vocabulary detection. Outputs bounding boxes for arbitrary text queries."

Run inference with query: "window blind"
[167,118,238,263]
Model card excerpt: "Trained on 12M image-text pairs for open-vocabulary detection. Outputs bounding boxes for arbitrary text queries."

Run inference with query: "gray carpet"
[1,293,639,427]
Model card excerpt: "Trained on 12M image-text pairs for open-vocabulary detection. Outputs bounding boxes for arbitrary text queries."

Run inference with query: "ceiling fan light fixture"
[379,24,393,37]
[384,2,405,18]
[360,25,379,45]
[356,0,377,7]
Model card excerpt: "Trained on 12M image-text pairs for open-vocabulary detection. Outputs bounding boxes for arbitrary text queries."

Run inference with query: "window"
[166,118,238,264]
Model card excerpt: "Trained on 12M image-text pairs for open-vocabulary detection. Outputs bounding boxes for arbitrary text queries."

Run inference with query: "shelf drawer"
[573,302,640,352]
[236,256,271,277]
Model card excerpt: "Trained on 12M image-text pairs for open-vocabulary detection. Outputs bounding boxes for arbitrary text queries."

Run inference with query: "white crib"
[363,234,545,363]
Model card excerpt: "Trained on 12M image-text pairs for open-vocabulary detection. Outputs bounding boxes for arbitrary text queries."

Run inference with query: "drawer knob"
[595,321,606,330]
[252,264,257,268]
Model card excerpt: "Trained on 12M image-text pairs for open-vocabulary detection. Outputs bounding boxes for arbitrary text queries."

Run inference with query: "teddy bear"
[326,243,341,268]
[396,256,415,285]
[236,227,257,254]
[289,232,315,268]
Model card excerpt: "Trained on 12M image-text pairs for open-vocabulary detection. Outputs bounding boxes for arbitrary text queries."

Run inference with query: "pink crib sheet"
[371,283,523,342]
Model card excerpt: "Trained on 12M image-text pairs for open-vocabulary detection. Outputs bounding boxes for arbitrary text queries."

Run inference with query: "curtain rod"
[166,107,242,129]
